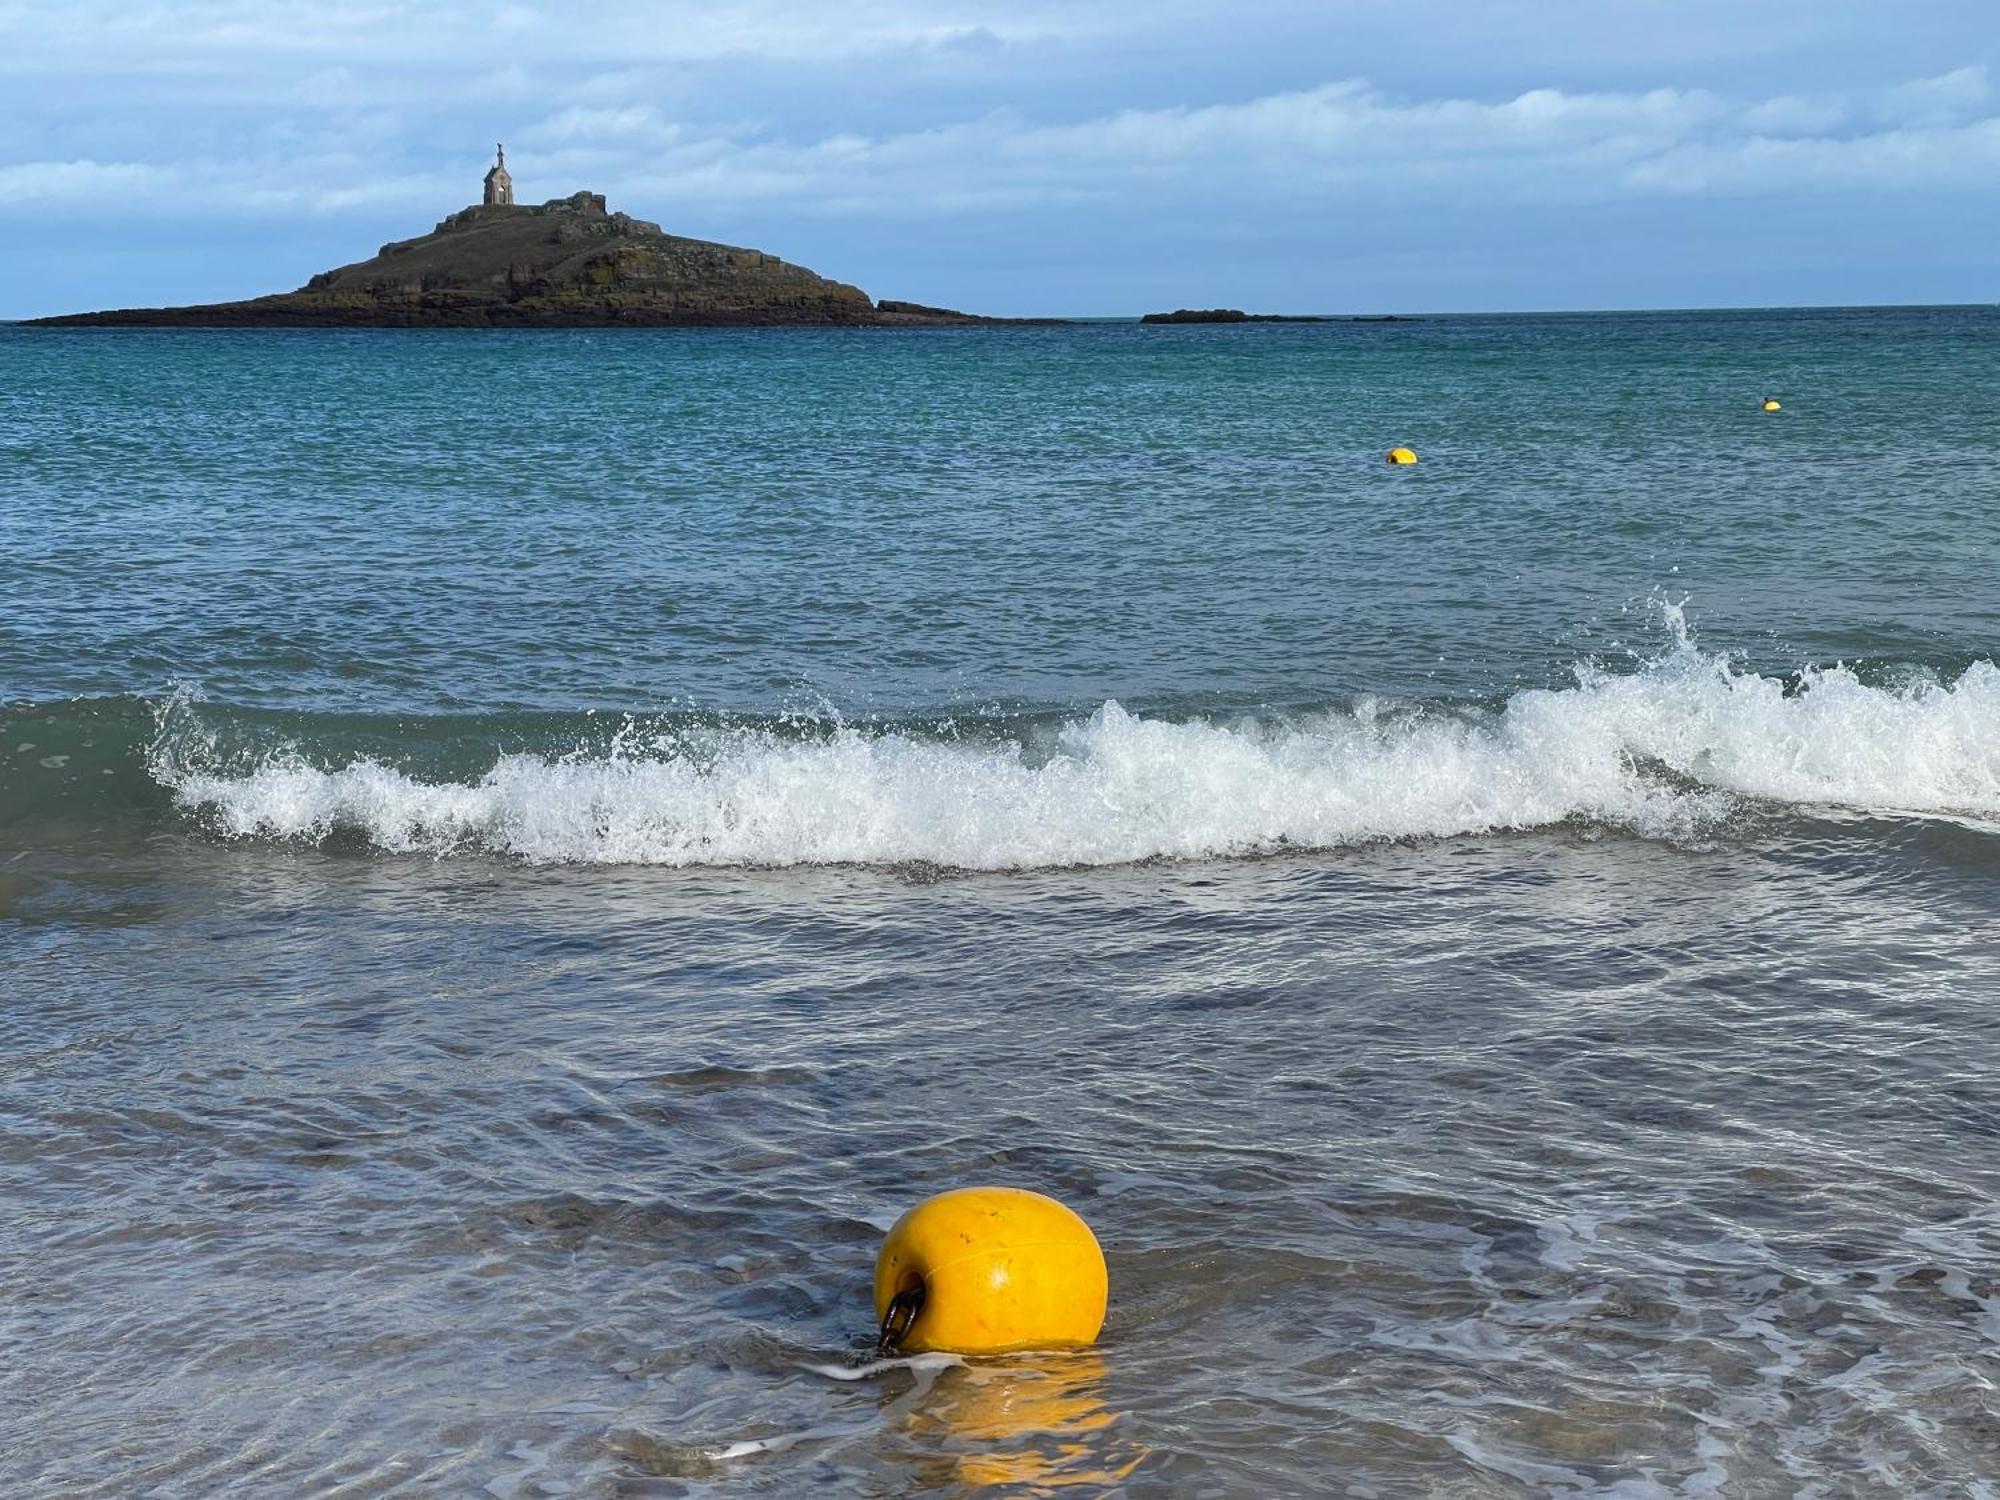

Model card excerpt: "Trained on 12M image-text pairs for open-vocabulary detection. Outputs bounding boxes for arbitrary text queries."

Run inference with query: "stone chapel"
[483,144,514,207]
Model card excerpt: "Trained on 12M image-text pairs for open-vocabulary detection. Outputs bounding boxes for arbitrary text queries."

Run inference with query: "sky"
[1,1,1995,318]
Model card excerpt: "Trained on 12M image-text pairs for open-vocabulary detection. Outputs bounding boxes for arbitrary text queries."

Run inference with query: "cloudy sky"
[2,1,1995,317]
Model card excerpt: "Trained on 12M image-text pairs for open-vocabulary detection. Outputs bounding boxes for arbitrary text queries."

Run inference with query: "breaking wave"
[141,632,2000,870]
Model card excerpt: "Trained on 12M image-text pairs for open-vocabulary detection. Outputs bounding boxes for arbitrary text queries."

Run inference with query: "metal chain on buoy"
[876,1282,926,1354]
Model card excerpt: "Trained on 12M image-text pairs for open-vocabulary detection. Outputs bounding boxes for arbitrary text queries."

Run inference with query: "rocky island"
[1141,308,1325,324]
[1139,308,1414,324]
[31,147,1035,329]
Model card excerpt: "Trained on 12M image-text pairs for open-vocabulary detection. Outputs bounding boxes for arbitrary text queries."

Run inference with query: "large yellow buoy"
[874,1187,1107,1355]
[1386,446,1419,465]
[1761,398,1782,412]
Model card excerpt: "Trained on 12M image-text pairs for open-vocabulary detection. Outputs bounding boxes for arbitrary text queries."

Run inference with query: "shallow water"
[4,310,2000,1496]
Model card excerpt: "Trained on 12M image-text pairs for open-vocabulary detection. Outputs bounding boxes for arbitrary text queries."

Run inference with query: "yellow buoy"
[874,1186,1107,1355]
[1761,398,1782,412]
[1386,446,1418,465]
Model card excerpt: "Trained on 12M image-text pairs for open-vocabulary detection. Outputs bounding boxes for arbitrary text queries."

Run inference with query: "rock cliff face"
[30,191,1018,328]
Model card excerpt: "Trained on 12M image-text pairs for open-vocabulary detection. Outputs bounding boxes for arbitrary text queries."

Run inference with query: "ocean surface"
[3,307,1998,1497]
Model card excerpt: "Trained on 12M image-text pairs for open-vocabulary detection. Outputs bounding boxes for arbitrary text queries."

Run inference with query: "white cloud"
[1627,120,2000,195]
[0,0,1079,72]
[0,157,177,201]
[5,68,1998,221]
[1742,95,1848,135]
[1879,64,1989,125]
[528,106,682,146]
[533,73,2000,217]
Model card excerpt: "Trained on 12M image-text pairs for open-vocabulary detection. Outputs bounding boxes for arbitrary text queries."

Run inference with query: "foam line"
[152,642,2000,869]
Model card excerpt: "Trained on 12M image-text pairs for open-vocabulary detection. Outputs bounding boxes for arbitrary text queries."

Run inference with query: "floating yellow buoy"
[1386,446,1419,465]
[1761,398,1782,412]
[874,1186,1107,1355]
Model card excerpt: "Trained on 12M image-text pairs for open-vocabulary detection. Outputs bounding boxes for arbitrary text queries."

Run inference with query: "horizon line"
[5,299,1994,328]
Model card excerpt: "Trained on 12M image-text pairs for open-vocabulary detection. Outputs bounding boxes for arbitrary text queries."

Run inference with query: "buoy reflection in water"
[913,1352,1144,1491]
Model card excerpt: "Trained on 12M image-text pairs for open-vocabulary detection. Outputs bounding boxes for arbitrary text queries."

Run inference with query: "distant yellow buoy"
[874,1187,1107,1355]
[1761,398,1782,412]
[1386,446,1419,465]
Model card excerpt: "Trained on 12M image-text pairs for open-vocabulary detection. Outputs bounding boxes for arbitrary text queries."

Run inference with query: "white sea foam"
[153,644,2000,869]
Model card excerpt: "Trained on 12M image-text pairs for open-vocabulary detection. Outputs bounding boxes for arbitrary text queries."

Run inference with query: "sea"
[2,307,1997,1498]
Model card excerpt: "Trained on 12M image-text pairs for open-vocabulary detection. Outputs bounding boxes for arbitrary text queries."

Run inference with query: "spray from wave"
[147,620,2000,870]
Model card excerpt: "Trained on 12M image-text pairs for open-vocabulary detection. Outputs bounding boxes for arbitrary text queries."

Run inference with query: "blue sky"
[1,1,1995,317]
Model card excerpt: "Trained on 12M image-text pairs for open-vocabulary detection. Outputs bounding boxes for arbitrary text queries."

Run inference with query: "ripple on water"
[3,819,1999,1495]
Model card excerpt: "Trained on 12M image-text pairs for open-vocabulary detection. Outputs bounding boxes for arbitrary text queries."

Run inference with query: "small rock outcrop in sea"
[31,148,1035,329]
[1140,308,1340,324]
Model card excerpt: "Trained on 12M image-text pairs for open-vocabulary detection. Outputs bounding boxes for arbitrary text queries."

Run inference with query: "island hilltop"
[32,146,1028,328]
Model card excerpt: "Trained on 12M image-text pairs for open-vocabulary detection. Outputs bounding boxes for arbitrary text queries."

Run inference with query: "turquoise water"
[6,309,1996,720]
[3,310,1999,1495]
